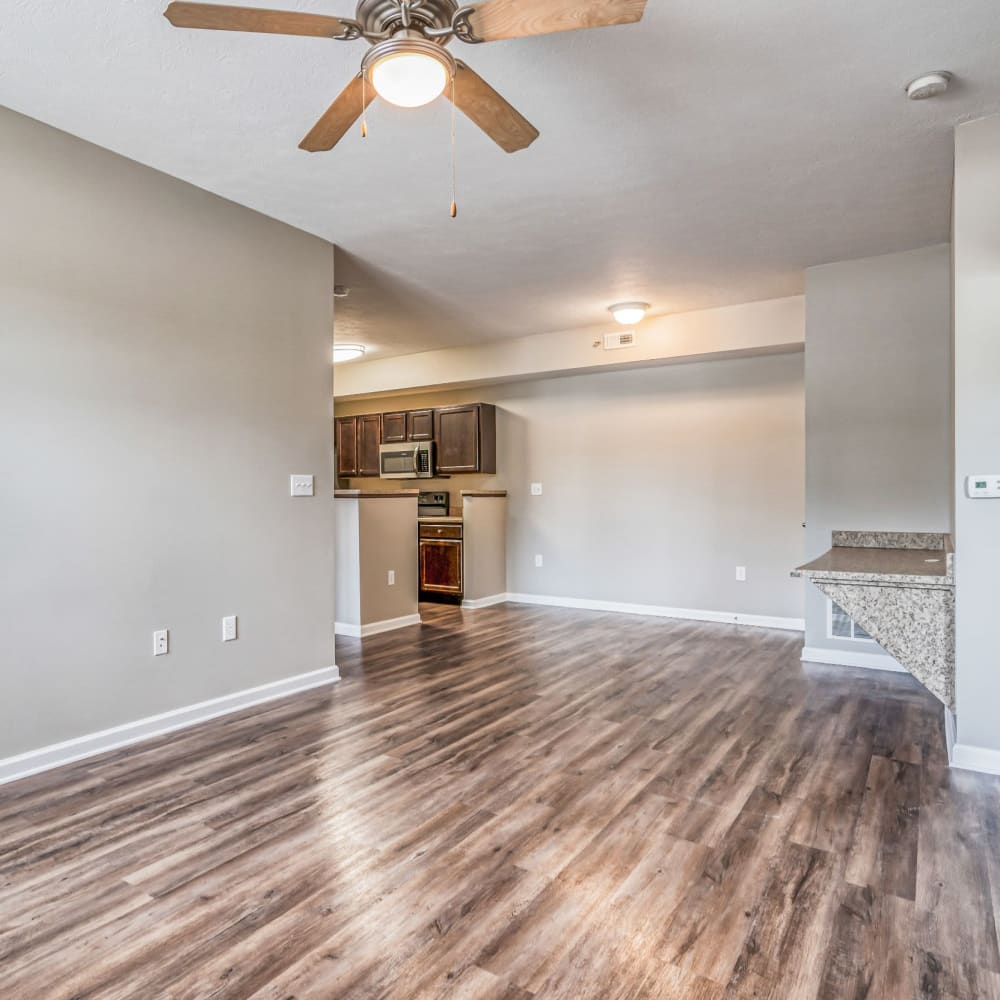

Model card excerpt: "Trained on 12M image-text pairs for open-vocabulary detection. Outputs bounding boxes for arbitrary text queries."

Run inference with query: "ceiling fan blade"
[467,0,646,42]
[299,75,375,152]
[447,62,539,153]
[164,2,348,38]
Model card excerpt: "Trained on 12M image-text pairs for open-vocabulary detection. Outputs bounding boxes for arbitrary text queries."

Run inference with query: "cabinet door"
[356,414,382,477]
[419,539,463,594]
[382,411,408,443]
[434,405,481,474]
[335,417,358,478]
[407,409,434,441]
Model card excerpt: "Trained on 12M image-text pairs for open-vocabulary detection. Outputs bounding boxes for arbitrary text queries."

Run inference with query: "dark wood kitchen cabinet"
[356,413,382,477]
[407,409,434,441]
[434,403,497,475]
[419,524,463,596]
[335,414,382,478]
[381,411,408,443]
[335,416,359,478]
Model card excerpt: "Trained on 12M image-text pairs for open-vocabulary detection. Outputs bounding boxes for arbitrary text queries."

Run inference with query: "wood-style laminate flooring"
[2,602,1000,999]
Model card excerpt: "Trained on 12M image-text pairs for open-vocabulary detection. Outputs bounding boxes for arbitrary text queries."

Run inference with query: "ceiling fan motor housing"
[356,0,459,40]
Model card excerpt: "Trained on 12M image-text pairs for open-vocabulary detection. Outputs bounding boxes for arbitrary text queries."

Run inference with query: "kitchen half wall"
[336,352,805,624]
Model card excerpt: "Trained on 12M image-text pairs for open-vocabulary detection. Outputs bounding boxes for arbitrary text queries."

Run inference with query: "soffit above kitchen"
[3,1,999,360]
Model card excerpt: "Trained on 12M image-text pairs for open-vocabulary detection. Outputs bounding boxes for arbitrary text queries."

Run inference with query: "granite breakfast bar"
[793,530,955,709]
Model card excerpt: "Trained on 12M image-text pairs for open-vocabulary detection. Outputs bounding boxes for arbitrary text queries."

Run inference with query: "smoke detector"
[905,72,952,101]
[333,285,351,299]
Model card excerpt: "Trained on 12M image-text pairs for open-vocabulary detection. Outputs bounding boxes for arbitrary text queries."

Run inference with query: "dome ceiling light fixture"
[905,71,952,101]
[164,0,648,154]
[333,344,367,363]
[609,302,650,326]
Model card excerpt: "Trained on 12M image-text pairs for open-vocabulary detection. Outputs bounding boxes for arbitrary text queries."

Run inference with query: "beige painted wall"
[334,496,420,628]
[463,496,507,603]
[337,353,805,621]
[803,246,952,659]
[335,296,804,399]
[953,115,1000,754]
[0,107,336,760]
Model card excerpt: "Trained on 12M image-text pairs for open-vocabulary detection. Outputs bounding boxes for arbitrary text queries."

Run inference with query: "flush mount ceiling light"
[333,344,367,363]
[608,302,650,326]
[906,71,952,101]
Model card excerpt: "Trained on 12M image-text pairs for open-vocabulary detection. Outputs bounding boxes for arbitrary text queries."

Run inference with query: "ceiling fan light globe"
[371,51,449,108]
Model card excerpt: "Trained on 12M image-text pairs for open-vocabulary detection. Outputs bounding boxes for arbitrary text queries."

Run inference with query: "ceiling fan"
[163,0,647,154]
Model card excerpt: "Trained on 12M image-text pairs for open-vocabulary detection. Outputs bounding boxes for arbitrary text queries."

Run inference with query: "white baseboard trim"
[800,645,907,673]
[0,666,340,788]
[944,707,957,764]
[950,742,1000,776]
[504,593,804,631]
[461,594,508,610]
[335,613,422,638]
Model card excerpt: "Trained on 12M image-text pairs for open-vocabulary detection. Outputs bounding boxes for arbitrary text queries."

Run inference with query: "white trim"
[0,666,340,787]
[461,594,508,610]
[335,613,422,638]
[504,593,804,631]
[944,706,957,763]
[950,742,1000,776]
[800,645,907,673]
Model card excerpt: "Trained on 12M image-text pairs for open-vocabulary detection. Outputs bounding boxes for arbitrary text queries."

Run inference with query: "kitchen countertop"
[335,490,419,499]
[418,516,463,524]
[793,530,955,709]
[794,546,950,585]
[461,490,508,498]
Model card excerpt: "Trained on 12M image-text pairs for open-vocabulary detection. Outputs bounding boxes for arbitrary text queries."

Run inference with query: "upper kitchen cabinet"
[382,411,408,443]
[335,416,359,478]
[335,414,382,478]
[434,404,497,475]
[407,409,434,441]
[356,413,382,477]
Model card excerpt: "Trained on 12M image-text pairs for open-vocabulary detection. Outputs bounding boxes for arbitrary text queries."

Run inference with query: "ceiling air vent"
[604,330,637,351]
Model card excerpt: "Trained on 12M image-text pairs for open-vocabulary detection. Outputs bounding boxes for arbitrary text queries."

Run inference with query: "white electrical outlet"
[290,474,314,497]
[222,615,238,642]
[387,570,395,586]
[535,554,544,568]
[736,566,747,582]
[531,482,543,496]
[153,629,169,656]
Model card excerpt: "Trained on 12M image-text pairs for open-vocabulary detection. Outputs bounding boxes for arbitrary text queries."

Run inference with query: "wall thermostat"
[966,475,1000,498]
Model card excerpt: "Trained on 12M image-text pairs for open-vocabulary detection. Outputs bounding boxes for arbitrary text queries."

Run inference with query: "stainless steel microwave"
[379,441,435,479]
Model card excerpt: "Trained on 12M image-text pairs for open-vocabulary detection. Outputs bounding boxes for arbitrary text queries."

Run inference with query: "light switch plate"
[290,474,314,497]
[966,475,1000,498]
[531,483,543,496]
[736,566,747,582]
[535,554,544,568]
[222,615,237,642]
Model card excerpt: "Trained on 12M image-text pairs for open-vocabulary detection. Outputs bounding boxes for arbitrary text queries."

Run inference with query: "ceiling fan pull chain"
[361,72,369,138]
[450,72,457,218]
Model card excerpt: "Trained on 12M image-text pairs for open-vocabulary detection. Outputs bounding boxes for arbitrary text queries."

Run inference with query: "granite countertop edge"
[335,490,420,499]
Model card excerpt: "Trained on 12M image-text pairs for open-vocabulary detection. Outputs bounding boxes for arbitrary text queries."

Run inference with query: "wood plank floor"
[2,602,1000,999]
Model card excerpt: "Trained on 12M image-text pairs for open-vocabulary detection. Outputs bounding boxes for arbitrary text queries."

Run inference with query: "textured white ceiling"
[3,1,1000,359]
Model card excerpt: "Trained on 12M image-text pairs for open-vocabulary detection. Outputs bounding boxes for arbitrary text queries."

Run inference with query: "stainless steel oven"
[379,441,434,479]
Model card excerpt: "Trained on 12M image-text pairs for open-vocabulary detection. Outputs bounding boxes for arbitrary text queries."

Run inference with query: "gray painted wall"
[0,107,336,759]
[803,246,952,658]
[953,115,1000,753]
[337,352,805,622]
